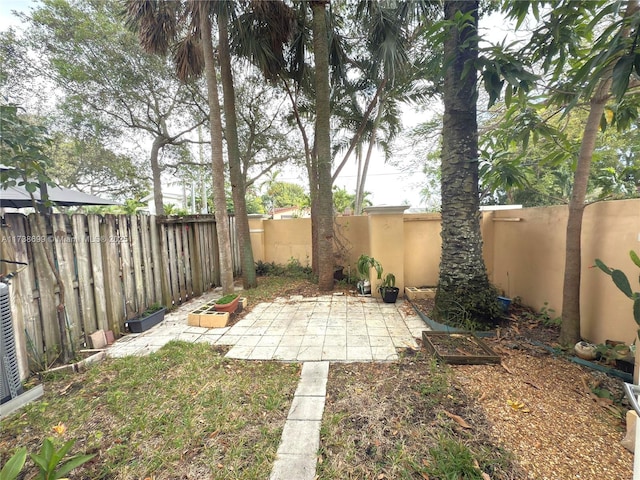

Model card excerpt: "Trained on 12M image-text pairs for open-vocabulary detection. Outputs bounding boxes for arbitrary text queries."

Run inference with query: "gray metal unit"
[1,282,23,404]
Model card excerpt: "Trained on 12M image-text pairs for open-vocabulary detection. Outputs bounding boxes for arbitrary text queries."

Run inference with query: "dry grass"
[319,351,522,480]
[0,342,300,479]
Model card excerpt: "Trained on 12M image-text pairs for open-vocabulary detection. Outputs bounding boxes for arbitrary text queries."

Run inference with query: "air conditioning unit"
[1,282,23,404]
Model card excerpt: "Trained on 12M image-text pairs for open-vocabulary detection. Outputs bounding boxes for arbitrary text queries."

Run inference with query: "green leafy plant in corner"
[356,254,395,291]
[594,250,640,337]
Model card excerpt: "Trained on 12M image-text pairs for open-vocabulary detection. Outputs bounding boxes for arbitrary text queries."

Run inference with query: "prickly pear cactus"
[595,250,640,336]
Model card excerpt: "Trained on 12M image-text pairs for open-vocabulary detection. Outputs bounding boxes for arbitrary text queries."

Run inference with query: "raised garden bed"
[422,331,500,365]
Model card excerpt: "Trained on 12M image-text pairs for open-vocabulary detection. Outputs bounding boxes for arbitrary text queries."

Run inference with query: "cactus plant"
[594,250,640,336]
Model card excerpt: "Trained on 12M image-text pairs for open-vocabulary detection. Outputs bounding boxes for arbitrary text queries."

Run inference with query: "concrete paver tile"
[297,346,323,361]
[321,345,347,360]
[301,335,323,346]
[323,335,347,347]
[225,345,254,359]
[287,396,326,421]
[185,326,208,334]
[367,327,389,337]
[369,336,395,347]
[276,418,318,453]
[216,334,242,345]
[325,326,346,336]
[177,333,202,342]
[279,335,304,347]
[257,335,282,347]
[270,453,316,480]
[347,346,373,361]
[273,345,300,360]
[195,334,221,344]
[236,336,261,347]
[371,345,399,361]
[347,334,369,345]
[249,346,277,360]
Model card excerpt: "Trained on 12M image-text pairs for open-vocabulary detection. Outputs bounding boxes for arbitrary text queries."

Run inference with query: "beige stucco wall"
[254,199,640,345]
[581,199,640,344]
[403,213,441,287]
[490,206,567,314]
[263,218,312,267]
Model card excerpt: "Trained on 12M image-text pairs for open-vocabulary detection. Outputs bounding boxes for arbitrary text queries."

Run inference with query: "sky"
[1,2,515,210]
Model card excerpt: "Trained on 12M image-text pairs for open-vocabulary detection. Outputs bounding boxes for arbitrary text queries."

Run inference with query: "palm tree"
[311,0,335,291]
[434,0,500,326]
[125,0,235,294]
[215,2,257,289]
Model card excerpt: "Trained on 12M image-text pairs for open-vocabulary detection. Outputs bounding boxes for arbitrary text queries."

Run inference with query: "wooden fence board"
[191,223,203,295]
[139,215,155,306]
[158,223,172,307]
[101,215,124,334]
[118,215,136,319]
[28,214,60,365]
[87,215,108,332]
[166,225,179,304]
[182,224,193,297]
[149,215,163,304]
[1,214,36,377]
[175,224,186,300]
[130,215,146,314]
[71,215,98,336]
[51,214,82,349]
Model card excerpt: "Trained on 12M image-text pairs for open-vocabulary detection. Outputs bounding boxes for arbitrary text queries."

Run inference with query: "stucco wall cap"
[363,205,410,215]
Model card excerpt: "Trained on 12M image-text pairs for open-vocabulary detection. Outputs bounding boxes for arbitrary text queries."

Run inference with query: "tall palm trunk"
[311,0,334,291]
[435,0,498,325]
[217,7,257,289]
[200,7,234,294]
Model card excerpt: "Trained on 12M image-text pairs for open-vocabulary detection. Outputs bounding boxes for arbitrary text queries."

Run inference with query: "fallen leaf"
[500,362,513,374]
[443,410,472,429]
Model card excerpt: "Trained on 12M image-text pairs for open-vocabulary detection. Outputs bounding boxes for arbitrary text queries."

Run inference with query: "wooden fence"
[0,213,234,372]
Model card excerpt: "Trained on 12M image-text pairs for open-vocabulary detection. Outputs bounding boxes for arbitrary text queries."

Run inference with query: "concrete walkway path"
[270,362,329,480]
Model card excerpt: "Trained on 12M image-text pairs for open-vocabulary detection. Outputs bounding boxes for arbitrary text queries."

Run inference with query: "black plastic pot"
[379,286,399,303]
[126,307,166,333]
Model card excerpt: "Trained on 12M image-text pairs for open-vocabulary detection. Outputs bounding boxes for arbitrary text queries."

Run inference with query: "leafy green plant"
[30,437,95,480]
[356,254,395,290]
[141,302,164,316]
[216,294,239,305]
[0,447,27,480]
[594,250,640,336]
[0,437,94,480]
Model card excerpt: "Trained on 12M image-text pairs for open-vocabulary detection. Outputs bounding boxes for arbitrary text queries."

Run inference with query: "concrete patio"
[107,291,427,362]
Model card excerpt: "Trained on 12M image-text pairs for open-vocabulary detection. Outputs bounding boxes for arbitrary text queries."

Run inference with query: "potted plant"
[126,303,166,333]
[356,254,382,295]
[379,272,400,303]
[214,293,240,313]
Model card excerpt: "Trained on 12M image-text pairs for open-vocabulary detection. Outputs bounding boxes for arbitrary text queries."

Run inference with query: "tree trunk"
[311,1,334,291]
[150,136,165,215]
[435,0,499,326]
[200,7,234,294]
[355,101,383,215]
[218,8,257,289]
[559,1,638,346]
[559,80,611,345]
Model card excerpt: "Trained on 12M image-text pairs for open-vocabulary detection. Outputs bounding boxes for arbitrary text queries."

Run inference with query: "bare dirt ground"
[282,284,634,479]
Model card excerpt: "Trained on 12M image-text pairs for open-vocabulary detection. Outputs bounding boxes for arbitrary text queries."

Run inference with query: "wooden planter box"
[422,331,500,365]
[126,308,166,333]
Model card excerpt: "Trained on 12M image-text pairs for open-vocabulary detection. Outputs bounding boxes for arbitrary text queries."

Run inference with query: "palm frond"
[173,33,204,82]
